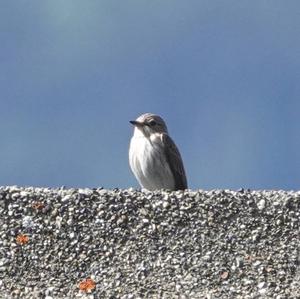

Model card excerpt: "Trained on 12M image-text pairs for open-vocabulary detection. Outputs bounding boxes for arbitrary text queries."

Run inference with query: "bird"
[129,113,187,191]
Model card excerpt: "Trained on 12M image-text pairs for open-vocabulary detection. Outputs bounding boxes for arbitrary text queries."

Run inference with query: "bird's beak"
[130,120,143,127]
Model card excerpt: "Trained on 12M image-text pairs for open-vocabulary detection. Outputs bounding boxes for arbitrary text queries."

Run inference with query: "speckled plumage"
[129,113,187,190]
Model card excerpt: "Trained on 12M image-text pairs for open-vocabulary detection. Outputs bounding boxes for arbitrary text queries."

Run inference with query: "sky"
[0,1,299,190]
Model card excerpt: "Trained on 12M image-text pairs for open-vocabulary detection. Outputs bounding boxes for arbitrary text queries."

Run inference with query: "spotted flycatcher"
[129,113,187,191]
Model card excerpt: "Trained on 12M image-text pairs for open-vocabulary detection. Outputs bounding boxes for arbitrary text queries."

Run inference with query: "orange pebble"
[16,234,29,245]
[79,278,96,292]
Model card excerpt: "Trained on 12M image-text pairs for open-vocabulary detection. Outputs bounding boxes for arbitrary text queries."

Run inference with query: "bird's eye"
[149,120,157,126]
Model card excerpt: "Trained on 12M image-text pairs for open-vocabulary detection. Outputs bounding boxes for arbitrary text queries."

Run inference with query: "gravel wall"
[0,186,299,298]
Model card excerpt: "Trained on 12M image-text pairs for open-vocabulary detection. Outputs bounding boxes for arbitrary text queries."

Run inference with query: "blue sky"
[0,1,299,190]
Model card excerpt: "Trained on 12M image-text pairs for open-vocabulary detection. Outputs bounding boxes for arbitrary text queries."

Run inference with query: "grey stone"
[0,187,299,298]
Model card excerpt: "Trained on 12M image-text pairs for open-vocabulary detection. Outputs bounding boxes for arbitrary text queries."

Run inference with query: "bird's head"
[130,113,168,137]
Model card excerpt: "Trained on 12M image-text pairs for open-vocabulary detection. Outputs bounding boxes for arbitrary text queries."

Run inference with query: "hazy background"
[1,1,299,190]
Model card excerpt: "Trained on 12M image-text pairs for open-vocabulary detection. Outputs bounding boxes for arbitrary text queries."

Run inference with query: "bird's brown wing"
[161,133,187,190]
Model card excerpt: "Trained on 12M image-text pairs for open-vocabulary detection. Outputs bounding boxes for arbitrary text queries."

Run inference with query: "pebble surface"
[0,186,299,298]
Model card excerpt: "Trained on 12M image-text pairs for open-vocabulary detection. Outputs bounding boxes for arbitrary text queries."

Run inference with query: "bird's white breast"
[129,133,175,190]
